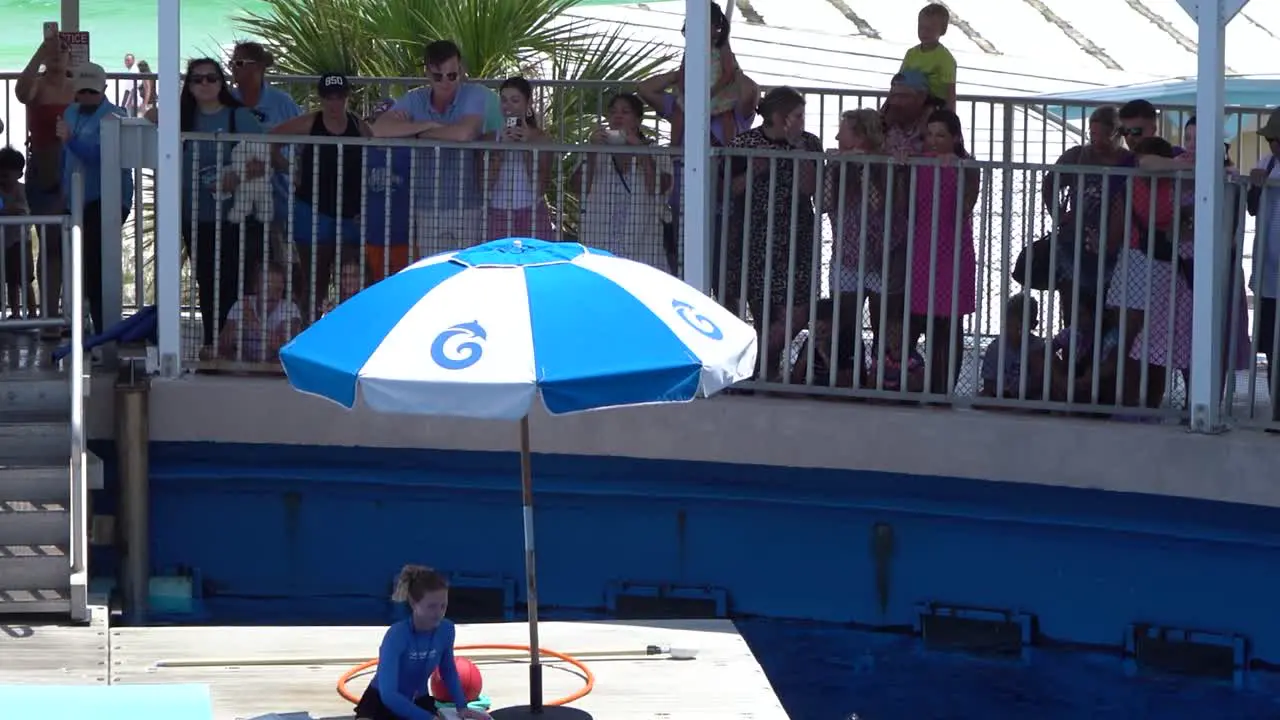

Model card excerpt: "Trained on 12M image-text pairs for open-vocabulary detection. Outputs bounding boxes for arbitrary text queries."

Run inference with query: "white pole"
[683,0,712,293]
[1188,0,1244,433]
[61,0,80,31]
[156,0,183,377]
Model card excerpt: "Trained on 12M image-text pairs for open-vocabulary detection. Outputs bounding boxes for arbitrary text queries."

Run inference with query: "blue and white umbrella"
[281,238,757,419]
[279,237,757,716]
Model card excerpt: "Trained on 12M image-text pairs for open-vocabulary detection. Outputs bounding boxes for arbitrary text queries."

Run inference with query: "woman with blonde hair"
[353,565,490,720]
[820,108,900,384]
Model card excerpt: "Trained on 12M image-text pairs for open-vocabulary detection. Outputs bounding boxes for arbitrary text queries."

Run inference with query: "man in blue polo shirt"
[373,40,498,257]
[229,42,303,260]
[228,42,302,130]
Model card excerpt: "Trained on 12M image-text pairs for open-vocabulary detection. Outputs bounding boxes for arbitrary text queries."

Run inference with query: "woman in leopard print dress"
[724,87,823,378]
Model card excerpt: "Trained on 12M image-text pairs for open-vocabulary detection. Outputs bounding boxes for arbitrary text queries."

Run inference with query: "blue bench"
[0,683,212,719]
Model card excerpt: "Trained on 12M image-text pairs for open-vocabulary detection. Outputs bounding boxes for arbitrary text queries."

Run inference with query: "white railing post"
[682,0,711,293]
[156,0,183,377]
[1187,0,1238,433]
[100,113,124,361]
[67,170,90,622]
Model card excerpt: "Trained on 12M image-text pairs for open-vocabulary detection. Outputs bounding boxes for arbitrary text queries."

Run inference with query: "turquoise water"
[0,0,265,70]
[0,0,656,70]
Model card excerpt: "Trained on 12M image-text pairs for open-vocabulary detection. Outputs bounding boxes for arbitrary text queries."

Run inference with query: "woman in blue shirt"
[355,565,490,720]
[166,57,268,350]
[56,62,133,334]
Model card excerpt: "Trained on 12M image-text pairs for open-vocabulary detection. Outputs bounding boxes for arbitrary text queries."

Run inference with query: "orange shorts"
[365,245,411,282]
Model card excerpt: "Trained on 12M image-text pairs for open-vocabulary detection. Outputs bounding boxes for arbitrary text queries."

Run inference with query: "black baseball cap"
[318,73,350,97]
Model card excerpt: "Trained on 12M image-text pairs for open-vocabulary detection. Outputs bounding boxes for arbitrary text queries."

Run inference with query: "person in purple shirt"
[355,565,490,720]
[637,55,758,290]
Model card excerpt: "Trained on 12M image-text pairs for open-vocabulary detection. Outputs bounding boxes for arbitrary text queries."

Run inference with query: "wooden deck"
[0,611,787,719]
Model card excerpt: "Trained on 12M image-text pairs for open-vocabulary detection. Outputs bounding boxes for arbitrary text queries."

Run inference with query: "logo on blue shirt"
[407,647,438,662]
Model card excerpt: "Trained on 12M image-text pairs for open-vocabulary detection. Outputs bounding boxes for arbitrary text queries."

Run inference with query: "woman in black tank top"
[270,73,372,323]
[296,111,364,219]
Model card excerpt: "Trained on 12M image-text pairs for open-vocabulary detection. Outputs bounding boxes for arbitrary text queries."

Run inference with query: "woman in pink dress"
[901,109,979,395]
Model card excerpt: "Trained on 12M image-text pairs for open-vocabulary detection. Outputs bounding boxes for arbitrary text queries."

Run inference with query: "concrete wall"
[82,373,1280,664]
[88,374,1280,509]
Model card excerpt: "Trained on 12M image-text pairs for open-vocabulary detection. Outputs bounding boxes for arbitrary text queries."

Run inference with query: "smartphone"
[43,21,58,40]
[505,117,519,129]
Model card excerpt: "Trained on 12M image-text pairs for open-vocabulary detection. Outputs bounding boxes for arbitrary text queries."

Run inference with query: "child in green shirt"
[900,3,957,111]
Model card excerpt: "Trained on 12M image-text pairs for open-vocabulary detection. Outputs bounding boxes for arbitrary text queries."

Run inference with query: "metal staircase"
[0,363,100,620]
[0,177,97,621]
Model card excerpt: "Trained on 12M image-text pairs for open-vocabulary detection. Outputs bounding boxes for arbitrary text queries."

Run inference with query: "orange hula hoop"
[336,644,596,707]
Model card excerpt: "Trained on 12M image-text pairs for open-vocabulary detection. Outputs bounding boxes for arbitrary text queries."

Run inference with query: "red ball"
[430,657,483,703]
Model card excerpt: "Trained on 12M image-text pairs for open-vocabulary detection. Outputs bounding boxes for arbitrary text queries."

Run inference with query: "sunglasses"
[1116,126,1145,138]
[430,71,459,82]
[189,73,221,85]
[231,59,258,69]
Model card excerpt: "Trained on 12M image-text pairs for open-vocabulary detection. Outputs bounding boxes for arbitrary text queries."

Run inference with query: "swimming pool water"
[737,620,1280,720]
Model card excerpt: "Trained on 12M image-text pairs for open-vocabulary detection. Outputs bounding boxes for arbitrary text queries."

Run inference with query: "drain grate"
[1126,624,1247,685]
[916,603,1034,657]
[606,582,728,619]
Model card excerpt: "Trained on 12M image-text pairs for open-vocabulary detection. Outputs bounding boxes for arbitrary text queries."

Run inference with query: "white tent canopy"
[1036,74,1280,109]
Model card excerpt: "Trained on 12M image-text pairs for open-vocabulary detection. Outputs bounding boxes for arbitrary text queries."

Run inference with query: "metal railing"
[2,72,1278,167]
[0,168,82,611]
[10,74,1269,434]
[104,129,1274,431]
[0,214,73,332]
[66,170,89,621]
[171,133,680,365]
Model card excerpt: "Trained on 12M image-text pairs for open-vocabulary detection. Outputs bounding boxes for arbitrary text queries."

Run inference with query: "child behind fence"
[0,147,35,316]
[218,261,302,363]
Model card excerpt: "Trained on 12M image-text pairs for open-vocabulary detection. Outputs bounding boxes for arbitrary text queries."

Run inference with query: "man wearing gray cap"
[1250,107,1280,425]
[55,62,134,334]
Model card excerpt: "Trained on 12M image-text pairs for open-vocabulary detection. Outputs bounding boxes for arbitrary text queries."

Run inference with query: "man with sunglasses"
[1116,100,1183,155]
[228,42,303,270]
[373,40,494,256]
[229,42,301,131]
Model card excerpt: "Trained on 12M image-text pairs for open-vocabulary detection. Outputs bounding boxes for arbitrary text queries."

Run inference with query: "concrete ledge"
[88,374,1280,509]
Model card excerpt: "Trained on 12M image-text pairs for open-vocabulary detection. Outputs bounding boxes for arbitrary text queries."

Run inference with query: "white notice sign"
[60,31,90,69]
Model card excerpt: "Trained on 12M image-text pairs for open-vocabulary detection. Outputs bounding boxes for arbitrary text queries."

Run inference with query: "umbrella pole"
[519,415,543,713]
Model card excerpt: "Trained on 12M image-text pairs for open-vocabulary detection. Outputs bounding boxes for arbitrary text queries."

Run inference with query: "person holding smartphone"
[482,77,554,242]
[15,27,75,335]
[570,93,674,272]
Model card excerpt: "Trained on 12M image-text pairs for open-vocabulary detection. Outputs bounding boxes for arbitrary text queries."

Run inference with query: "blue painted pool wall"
[93,441,1280,661]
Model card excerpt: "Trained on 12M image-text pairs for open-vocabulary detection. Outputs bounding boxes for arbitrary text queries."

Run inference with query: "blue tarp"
[53,305,158,362]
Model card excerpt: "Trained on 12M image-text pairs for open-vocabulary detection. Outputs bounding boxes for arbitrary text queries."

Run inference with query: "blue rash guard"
[375,618,467,720]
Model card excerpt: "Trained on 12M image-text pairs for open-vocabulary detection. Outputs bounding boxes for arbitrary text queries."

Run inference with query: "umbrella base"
[490,706,594,719]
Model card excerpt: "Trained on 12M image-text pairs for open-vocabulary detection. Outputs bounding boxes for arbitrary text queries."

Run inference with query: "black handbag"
[1012,234,1054,290]
[1248,155,1278,217]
